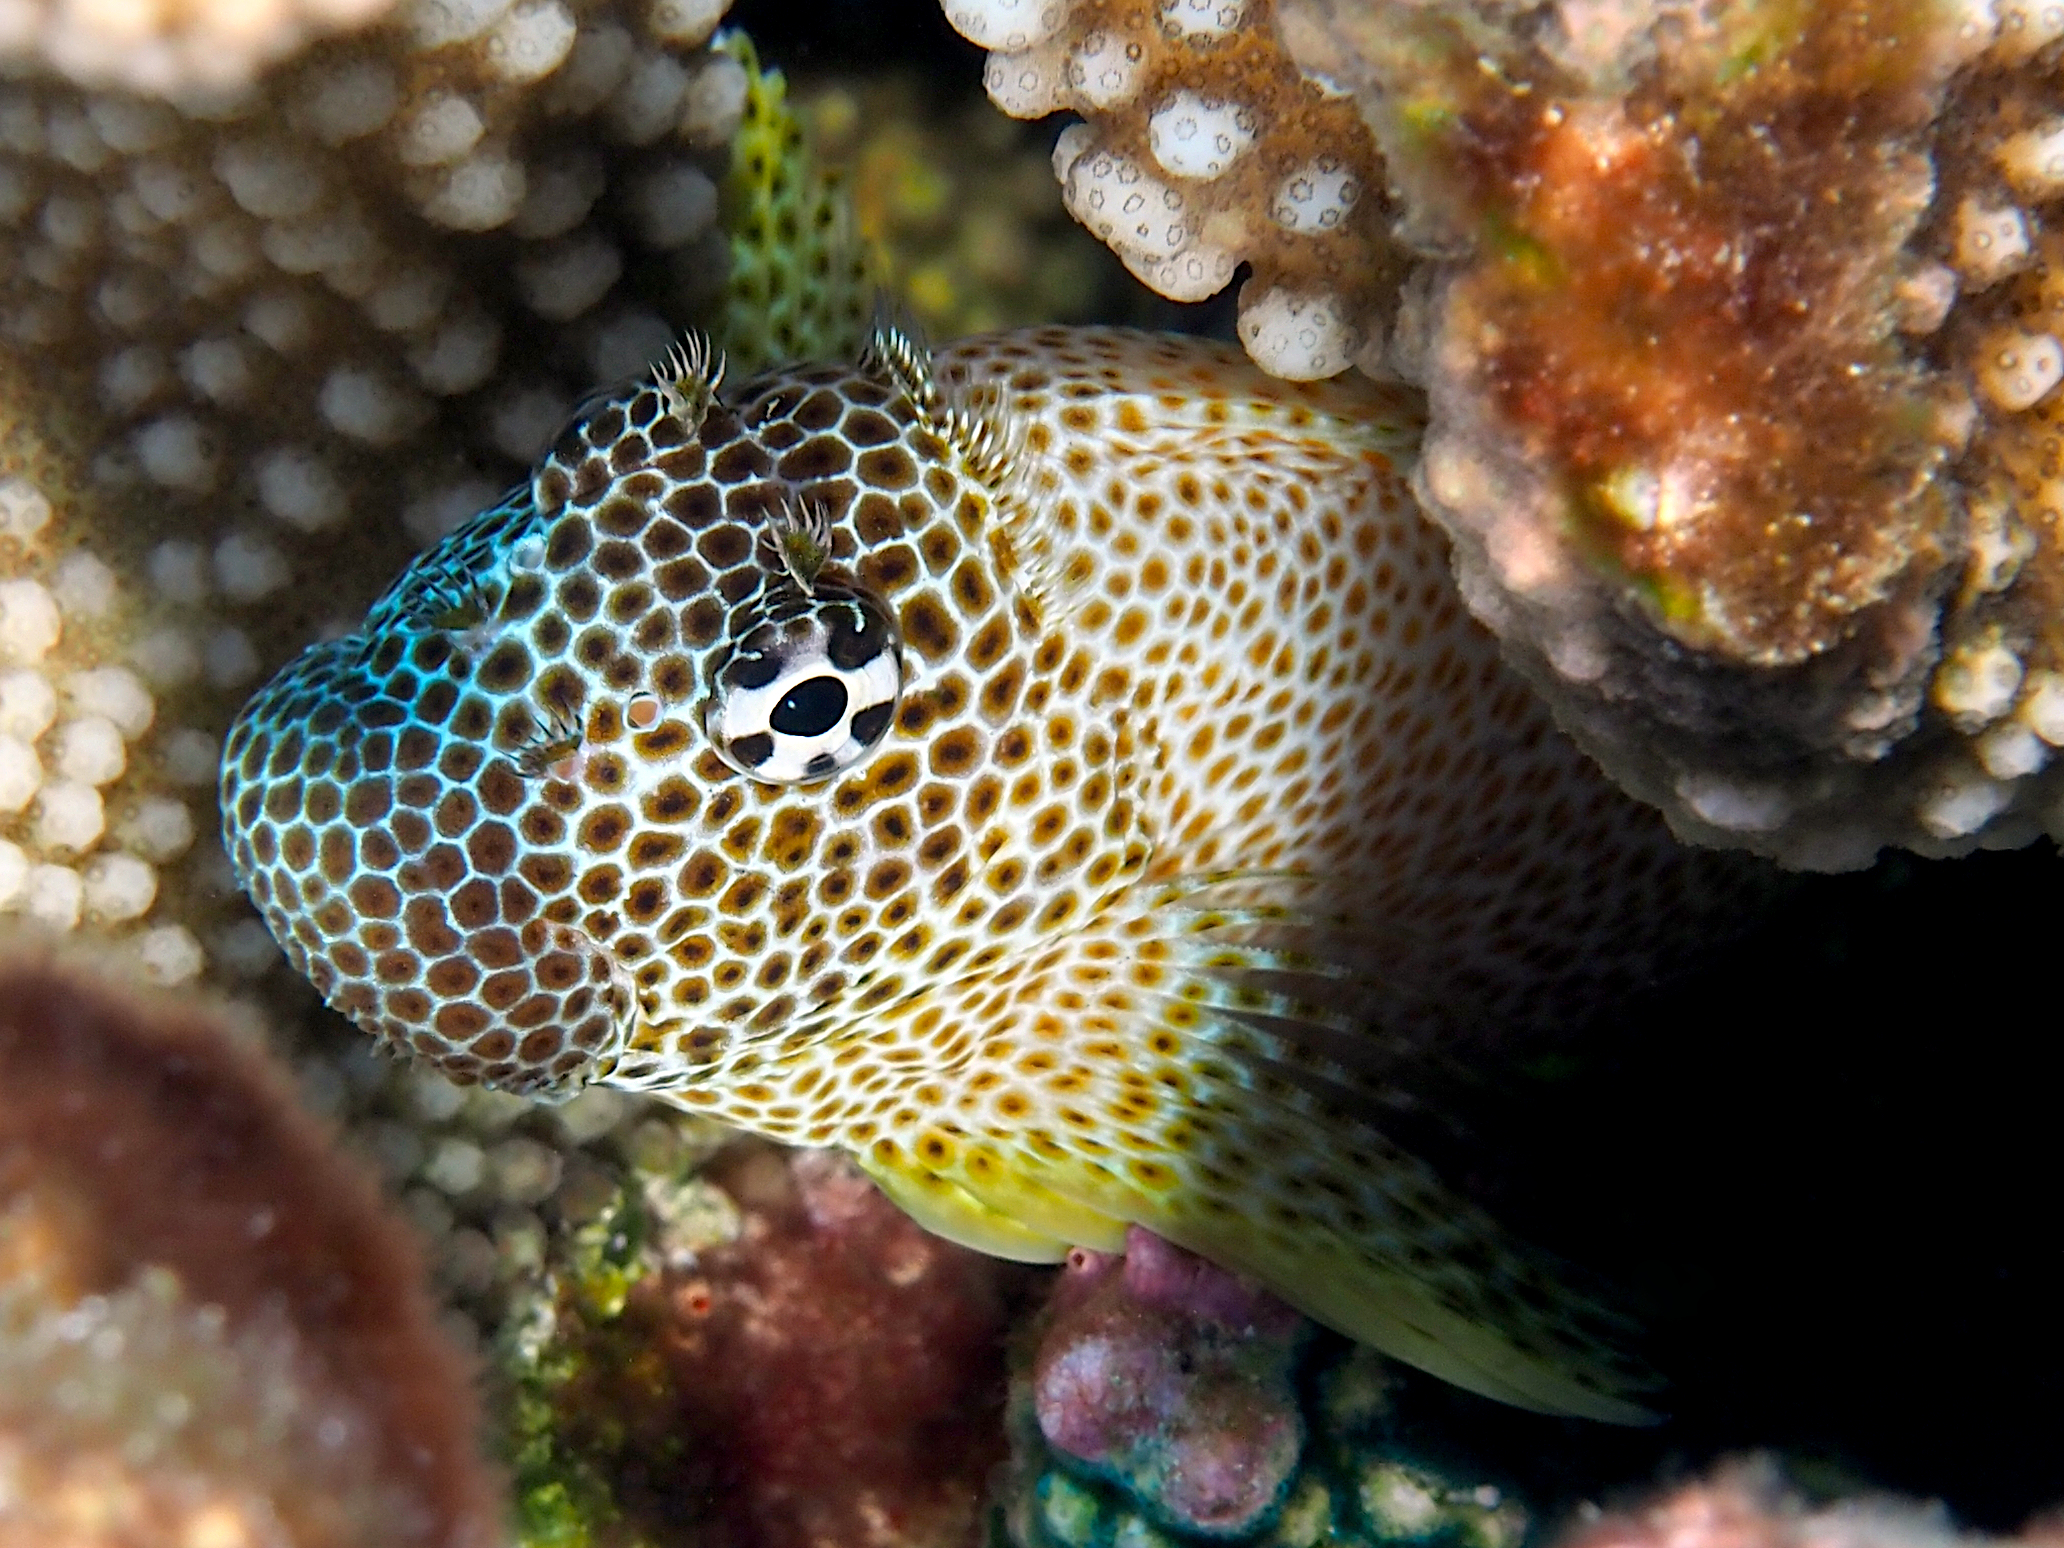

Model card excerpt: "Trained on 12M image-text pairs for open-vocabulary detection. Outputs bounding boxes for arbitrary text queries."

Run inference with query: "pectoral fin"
[854,873,1664,1424]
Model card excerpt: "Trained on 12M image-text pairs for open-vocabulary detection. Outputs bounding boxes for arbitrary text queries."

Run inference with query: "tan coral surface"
[1294,0,2064,867]
[958,0,1405,379]
[0,0,741,975]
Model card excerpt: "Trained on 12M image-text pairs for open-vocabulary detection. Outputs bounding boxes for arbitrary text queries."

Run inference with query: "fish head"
[221,334,1148,1099]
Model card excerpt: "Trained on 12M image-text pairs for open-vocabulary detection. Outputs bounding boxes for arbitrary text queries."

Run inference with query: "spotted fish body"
[224,326,1737,1422]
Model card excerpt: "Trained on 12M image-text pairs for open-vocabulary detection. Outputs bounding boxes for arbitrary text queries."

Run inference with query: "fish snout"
[220,634,635,1098]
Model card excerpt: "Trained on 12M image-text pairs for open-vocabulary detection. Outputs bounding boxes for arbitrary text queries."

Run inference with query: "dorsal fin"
[858,303,938,410]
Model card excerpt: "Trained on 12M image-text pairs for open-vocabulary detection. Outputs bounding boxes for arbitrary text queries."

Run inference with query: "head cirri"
[220,324,1021,1098]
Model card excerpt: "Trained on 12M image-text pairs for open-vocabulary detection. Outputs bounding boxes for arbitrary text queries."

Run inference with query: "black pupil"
[770,675,848,737]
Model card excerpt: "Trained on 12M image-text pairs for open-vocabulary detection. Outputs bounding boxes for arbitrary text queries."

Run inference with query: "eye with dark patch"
[704,582,903,784]
[772,676,847,735]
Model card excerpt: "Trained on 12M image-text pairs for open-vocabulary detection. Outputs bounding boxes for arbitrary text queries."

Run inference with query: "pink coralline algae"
[1029,1227,1310,1536]
[1006,1229,1531,1548]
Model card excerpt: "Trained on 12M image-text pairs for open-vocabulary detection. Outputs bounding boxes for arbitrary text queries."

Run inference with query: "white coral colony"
[954,0,1401,382]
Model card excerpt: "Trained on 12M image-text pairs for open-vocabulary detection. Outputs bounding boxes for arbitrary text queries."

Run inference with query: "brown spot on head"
[679,850,728,897]
[682,596,724,646]
[900,593,959,662]
[345,778,392,826]
[350,875,402,919]
[578,804,631,852]
[699,521,755,570]
[928,726,983,778]
[778,435,854,481]
[858,445,919,489]
[865,858,912,898]
[860,545,919,595]
[466,822,518,875]
[842,408,897,446]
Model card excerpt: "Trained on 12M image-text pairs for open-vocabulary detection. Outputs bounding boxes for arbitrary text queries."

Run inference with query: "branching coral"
[943,0,2064,868]
[0,951,502,1547]
[949,0,1404,378]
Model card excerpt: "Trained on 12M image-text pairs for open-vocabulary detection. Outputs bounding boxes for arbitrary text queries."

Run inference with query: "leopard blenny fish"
[223,324,1743,1422]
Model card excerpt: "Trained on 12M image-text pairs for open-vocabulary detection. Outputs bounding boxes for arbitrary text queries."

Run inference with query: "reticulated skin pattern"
[223,324,1758,1424]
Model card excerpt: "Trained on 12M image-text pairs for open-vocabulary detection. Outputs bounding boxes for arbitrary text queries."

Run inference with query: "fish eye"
[770,675,847,735]
[704,584,903,783]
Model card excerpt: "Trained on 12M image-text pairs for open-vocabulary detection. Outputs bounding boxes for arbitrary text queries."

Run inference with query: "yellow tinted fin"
[858,873,1665,1424]
[857,1147,1079,1263]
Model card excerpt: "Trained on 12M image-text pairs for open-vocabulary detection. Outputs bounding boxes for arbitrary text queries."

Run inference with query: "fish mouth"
[220,631,635,1098]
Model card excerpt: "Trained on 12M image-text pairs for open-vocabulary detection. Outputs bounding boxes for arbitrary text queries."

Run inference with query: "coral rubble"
[1560,1460,2060,1548]
[1007,1230,1528,1548]
[946,0,2064,868]
[0,951,502,1547]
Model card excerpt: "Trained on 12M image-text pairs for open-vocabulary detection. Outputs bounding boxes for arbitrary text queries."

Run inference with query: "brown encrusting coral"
[662,1147,1020,1547]
[0,949,503,1546]
[1284,0,2064,867]
[944,0,2064,869]
[1380,2,1962,672]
